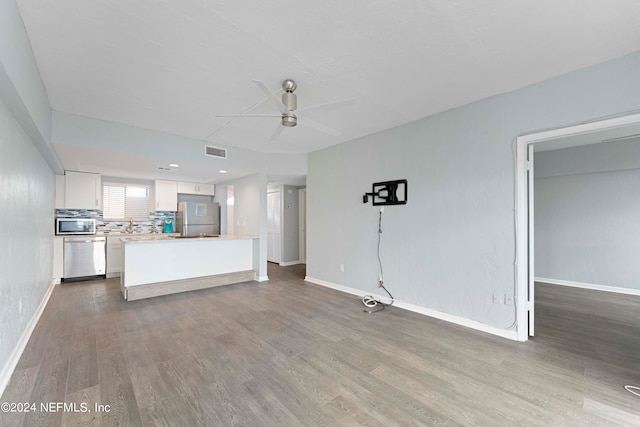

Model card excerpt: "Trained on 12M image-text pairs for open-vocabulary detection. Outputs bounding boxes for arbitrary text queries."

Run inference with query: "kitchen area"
[54,170,258,300]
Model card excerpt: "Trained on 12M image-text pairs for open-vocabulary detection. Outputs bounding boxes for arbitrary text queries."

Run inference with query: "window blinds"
[103,183,150,220]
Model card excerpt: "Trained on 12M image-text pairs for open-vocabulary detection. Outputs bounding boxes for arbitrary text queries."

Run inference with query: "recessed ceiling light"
[169,163,180,167]
[219,170,228,174]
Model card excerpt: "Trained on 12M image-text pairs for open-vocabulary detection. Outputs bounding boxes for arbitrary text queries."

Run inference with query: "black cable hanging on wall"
[361,178,407,313]
[362,209,395,313]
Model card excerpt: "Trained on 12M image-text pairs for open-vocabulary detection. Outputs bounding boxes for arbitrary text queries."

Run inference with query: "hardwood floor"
[2,267,639,426]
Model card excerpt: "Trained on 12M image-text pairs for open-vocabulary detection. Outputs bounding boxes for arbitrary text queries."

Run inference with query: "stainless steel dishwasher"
[63,236,106,281]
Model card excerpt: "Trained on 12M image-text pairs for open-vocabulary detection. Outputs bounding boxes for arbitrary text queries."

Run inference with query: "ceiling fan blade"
[270,123,286,141]
[253,80,291,115]
[215,114,282,118]
[205,96,267,139]
[297,98,357,115]
[299,117,342,137]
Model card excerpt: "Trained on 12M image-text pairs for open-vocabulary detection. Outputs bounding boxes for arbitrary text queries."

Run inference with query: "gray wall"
[535,141,640,290]
[307,51,640,330]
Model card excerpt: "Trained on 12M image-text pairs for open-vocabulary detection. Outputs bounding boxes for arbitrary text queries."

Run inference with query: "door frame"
[515,112,640,342]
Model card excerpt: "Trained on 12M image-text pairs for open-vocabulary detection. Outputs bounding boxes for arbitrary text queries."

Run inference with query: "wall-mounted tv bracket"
[363,179,408,206]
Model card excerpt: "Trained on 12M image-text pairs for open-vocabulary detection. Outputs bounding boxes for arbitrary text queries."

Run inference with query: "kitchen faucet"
[126,218,134,234]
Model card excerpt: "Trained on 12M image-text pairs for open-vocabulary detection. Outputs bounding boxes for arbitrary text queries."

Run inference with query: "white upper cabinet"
[64,171,101,210]
[55,175,66,209]
[151,180,178,211]
[177,181,215,196]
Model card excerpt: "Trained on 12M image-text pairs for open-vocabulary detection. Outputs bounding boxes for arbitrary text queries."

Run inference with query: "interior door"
[299,188,307,263]
[527,143,535,336]
[267,191,281,263]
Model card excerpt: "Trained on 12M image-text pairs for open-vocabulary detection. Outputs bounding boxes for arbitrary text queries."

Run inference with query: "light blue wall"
[0,95,54,382]
[0,0,56,391]
[307,51,640,330]
[52,111,268,173]
[535,141,640,290]
[535,139,640,178]
[0,0,50,140]
[0,0,60,174]
[215,173,268,279]
[230,174,262,237]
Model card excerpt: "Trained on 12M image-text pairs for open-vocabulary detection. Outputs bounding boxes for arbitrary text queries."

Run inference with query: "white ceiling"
[14,0,640,180]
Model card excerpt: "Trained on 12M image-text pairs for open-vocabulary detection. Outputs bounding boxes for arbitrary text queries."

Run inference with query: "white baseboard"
[0,280,56,398]
[256,275,269,282]
[535,277,640,296]
[304,276,519,341]
[279,260,303,267]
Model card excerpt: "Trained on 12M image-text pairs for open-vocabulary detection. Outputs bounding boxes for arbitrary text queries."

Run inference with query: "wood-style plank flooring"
[2,267,640,426]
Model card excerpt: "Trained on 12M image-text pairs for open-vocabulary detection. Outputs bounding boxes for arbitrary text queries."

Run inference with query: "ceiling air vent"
[205,145,227,159]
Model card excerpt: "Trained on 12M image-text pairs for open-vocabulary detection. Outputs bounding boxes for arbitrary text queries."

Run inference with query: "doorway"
[515,112,640,341]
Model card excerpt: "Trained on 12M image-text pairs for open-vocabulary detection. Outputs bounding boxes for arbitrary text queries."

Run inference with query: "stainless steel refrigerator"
[176,202,220,237]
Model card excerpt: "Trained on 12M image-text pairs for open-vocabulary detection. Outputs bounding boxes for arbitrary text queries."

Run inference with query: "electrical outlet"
[339,263,345,272]
[504,294,514,306]
[492,293,500,304]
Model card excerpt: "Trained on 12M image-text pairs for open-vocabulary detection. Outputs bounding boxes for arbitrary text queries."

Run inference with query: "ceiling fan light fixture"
[282,114,297,127]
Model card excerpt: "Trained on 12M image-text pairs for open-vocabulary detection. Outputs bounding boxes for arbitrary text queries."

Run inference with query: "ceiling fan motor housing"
[282,91,297,111]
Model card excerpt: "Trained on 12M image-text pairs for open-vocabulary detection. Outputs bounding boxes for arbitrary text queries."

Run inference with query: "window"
[103,183,151,220]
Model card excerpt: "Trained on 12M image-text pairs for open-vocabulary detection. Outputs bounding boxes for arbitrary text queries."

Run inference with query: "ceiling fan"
[215,79,356,140]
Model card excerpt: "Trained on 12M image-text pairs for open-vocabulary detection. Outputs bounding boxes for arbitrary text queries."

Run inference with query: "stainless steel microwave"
[55,218,96,235]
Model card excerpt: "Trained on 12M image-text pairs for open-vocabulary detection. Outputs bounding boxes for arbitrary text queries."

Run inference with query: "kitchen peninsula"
[120,235,257,301]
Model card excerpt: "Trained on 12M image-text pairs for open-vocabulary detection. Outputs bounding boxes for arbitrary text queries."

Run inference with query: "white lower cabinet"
[53,236,64,283]
[106,236,123,278]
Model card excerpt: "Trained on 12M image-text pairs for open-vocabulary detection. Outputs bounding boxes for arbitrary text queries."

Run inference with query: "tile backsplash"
[55,209,176,234]
[55,209,100,218]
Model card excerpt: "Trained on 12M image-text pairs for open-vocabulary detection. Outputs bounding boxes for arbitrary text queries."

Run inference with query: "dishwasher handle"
[64,237,106,244]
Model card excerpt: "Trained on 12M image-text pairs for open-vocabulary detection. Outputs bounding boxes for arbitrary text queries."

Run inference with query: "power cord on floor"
[362,283,394,313]
[363,210,394,313]
[625,385,640,397]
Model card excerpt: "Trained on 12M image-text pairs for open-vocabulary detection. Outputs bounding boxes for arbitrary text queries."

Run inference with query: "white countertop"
[119,234,257,244]
[104,232,180,237]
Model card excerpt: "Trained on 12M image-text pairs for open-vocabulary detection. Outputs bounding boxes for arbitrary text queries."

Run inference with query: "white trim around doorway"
[515,112,640,342]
